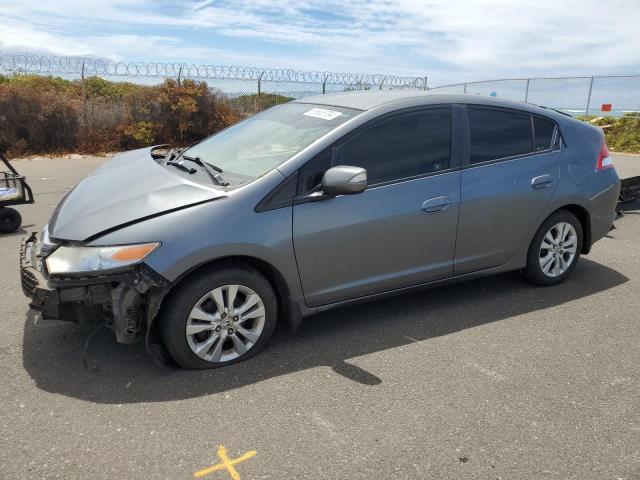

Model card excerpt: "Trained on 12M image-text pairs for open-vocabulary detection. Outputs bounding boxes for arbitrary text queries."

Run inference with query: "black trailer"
[0,152,34,233]
[617,175,640,214]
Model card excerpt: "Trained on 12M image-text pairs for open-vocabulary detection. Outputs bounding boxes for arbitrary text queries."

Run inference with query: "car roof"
[293,90,571,121]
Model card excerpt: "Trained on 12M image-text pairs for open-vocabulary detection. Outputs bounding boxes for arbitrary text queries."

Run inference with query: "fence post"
[423,76,428,90]
[379,77,386,90]
[524,78,530,102]
[81,60,86,139]
[585,76,594,116]
[257,72,264,112]
[322,74,328,94]
[463,83,467,94]
[177,66,182,86]
[80,60,85,99]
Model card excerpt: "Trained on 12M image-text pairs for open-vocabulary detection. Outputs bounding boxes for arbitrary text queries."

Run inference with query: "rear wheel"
[0,207,21,233]
[523,210,583,286]
[159,265,278,369]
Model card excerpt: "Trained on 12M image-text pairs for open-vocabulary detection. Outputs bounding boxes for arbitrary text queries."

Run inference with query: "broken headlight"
[45,243,160,275]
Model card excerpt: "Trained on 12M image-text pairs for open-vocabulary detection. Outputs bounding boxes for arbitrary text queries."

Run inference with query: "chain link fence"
[0,54,429,154]
[429,75,640,117]
[0,53,638,155]
[2,54,637,117]
[0,54,427,110]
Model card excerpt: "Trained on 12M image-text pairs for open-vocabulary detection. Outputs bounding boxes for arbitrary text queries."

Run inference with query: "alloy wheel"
[539,222,578,278]
[185,284,266,363]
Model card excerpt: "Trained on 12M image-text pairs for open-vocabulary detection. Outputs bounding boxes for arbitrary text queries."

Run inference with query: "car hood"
[49,147,226,242]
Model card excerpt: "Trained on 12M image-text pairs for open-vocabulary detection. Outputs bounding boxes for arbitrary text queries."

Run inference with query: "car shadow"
[0,225,32,238]
[22,258,628,404]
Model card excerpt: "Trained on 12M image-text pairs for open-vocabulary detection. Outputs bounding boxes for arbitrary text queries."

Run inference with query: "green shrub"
[578,115,640,153]
[123,121,156,145]
[83,76,140,99]
[0,79,79,154]
[0,74,243,156]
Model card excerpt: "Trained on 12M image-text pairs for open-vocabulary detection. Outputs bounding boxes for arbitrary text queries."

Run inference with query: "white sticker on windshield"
[303,107,343,121]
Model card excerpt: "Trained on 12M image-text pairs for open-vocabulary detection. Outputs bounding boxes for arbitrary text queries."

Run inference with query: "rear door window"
[533,116,556,151]
[468,108,533,164]
[334,108,452,185]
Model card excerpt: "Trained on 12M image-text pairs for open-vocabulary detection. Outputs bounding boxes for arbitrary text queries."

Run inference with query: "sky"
[0,0,639,85]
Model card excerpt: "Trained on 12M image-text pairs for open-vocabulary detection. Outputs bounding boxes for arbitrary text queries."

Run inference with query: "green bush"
[0,78,79,154]
[578,115,640,153]
[123,121,156,145]
[1,75,638,156]
[0,74,245,156]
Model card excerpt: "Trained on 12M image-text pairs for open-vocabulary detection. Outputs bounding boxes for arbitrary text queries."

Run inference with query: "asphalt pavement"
[1,154,639,479]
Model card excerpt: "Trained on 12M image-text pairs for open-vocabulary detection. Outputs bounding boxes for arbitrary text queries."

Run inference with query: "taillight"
[596,142,613,171]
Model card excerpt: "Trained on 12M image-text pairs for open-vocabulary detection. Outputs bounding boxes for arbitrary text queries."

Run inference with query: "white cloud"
[0,0,638,83]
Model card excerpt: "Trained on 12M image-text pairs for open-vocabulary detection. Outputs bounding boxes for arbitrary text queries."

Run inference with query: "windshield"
[183,103,360,179]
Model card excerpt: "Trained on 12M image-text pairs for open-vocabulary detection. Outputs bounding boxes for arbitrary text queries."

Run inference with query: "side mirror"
[321,166,367,196]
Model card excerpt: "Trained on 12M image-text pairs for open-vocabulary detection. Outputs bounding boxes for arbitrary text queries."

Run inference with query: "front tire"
[159,265,278,369]
[523,210,583,286]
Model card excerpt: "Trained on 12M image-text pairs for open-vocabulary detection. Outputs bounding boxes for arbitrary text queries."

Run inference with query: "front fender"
[90,186,305,309]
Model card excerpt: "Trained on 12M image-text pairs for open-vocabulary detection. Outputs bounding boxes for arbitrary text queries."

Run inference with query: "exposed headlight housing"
[45,243,160,275]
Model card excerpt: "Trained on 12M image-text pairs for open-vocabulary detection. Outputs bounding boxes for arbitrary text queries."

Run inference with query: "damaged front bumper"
[20,232,169,344]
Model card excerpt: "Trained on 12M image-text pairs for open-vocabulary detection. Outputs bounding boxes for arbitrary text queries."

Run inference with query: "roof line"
[292,100,366,111]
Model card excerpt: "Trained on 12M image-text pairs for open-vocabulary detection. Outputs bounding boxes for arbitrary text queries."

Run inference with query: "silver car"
[20,92,621,369]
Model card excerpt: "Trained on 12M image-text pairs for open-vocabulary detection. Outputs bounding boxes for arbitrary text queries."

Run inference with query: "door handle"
[531,174,554,189]
[421,196,451,214]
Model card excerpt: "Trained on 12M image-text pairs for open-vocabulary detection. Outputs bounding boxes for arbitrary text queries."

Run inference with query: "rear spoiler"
[531,104,574,118]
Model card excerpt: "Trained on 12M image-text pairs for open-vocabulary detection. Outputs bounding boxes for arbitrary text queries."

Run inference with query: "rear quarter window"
[468,108,533,163]
[533,116,556,151]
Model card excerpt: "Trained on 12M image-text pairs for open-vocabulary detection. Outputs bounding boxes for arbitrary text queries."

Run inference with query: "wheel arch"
[161,254,299,328]
[554,204,592,254]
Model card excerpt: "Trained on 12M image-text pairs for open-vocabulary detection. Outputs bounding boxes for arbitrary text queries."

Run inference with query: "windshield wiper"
[164,147,179,162]
[181,155,229,186]
[166,160,197,174]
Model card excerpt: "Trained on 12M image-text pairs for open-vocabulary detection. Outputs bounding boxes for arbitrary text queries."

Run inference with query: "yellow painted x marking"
[194,445,257,480]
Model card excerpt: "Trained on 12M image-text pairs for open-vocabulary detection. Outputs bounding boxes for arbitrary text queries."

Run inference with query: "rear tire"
[159,264,278,369]
[0,207,21,233]
[523,210,583,286]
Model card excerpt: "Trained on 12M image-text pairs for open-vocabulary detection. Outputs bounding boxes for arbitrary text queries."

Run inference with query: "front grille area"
[21,267,37,296]
[20,233,40,296]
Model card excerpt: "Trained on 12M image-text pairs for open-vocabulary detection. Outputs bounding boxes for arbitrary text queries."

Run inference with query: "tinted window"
[468,109,533,163]
[335,109,451,185]
[533,117,555,151]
